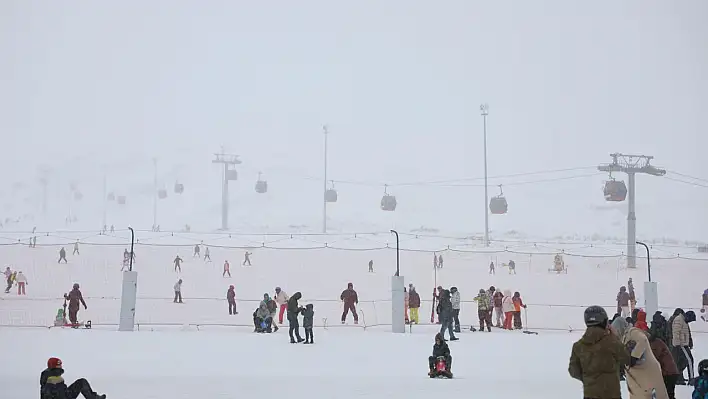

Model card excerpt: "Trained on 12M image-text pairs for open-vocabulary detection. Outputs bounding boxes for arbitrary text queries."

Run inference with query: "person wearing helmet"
[40,357,106,399]
[63,284,87,326]
[568,306,629,399]
[692,359,708,399]
[226,285,237,315]
[611,316,669,398]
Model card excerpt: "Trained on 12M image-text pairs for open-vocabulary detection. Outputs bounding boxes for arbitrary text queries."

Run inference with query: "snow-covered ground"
[0,230,706,398]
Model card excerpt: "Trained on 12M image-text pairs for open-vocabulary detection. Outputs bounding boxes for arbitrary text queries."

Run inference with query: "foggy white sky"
[1,1,706,240]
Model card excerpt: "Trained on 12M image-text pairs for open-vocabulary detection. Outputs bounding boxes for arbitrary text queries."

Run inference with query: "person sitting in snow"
[40,357,106,399]
[254,302,273,333]
[428,333,452,377]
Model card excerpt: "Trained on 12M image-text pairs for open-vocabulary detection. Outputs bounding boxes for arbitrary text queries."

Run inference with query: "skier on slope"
[243,251,252,266]
[227,285,237,315]
[73,241,79,256]
[203,246,211,262]
[223,260,231,277]
[193,244,200,258]
[340,282,359,324]
[64,284,87,326]
[274,287,289,324]
[174,255,183,272]
[58,247,68,264]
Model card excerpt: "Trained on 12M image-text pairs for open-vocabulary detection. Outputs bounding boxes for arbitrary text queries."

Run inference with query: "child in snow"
[302,304,315,344]
[428,333,452,377]
[693,359,708,399]
[40,357,106,399]
[54,309,67,327]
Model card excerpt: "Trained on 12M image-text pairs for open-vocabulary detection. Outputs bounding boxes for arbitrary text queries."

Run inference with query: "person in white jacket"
[450,287,461,332]
[173,279,183,303]
[15,271,27,295]
[502,289,515,330]
[274,287,289,324]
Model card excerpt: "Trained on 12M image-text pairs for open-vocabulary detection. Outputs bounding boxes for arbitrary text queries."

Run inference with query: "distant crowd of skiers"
[570,303,707,399]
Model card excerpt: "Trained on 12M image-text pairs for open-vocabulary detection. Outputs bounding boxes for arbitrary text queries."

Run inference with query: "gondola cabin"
[380,194,397,211]
[255,180,268,194]
[117,196,126,205]
[158,189,168,199]
[603,180,627,202]
[489,196,508,214]
[174,182,184,194]
[226,170,238,181]
[325,188,338,203]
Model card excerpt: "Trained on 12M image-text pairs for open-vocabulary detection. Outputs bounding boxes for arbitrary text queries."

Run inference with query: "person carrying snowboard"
[428,333,453,378]
[41,357,106,399]
[64,284,87,326]
[58,247,68,264]
[340,282,359,324]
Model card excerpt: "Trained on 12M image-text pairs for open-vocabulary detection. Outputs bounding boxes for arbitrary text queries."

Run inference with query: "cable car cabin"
[255,180,268,194]
[73,191,83,201]
[603,180,627,202]
[158,189,168,199]
[380,194,397,211]
[489,196,508,215]
[226,170,238,181]
[107,193,115,201]
[117,196,126,205]
[325,188,338,203]
[174,182,184,194]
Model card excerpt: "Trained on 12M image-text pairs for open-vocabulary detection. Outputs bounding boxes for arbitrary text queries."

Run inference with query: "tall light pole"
[152,158,158,229]
[322,125,328,233]
[480,103,490,247]
[390,229,400,276]
[636,241,651,282]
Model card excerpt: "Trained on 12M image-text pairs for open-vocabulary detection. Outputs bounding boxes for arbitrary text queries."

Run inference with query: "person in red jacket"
[340,282,359,324]
[63,283,87,326]
[635,309,649,331]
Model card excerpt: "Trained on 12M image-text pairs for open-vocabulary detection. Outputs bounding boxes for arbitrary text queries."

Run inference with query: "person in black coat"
[287,292,304,343]
[302,304,315,344]
[428,333,453,376]
[436,289,457,341]
[40,357,106,399]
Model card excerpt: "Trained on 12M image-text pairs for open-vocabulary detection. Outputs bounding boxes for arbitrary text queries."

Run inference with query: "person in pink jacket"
[501,289,515,330]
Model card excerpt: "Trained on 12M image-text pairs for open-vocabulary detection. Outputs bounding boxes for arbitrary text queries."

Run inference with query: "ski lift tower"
[212,151,242,230]
[597,153,666,268]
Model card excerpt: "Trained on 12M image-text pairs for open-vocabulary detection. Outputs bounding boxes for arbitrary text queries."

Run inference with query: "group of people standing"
[4,266,28,294]
[570,304,707,399]
[472,286,527,332]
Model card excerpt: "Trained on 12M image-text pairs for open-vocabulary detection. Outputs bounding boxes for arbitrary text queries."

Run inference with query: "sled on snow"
[429,356,453,379]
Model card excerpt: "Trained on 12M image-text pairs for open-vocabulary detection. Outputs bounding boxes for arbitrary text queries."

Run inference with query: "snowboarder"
[450,287,461,332]
[15,271,27,295]
[173,279,183,303]
[242,251,252,266]
[222,260,231,277]
[368,260,374,273]
[568,306,629,399]
[473,288,492,332]
[41,357,106,399]
[204,246,211,262]
[508,259,516,274]
[287,292,304,343]
[302,304,315,343]
[340,282,359,324]
[58,248,68,264]
[617,286,631,318]
[489,261,495,275]
[275,287,289,324]
[227,285,237,315]
[73,241,79,255]
[428,333,453,378]
[193,244,200,258]
[408,285,421,324]
[174,255,183,272]
[63,284,87,326]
